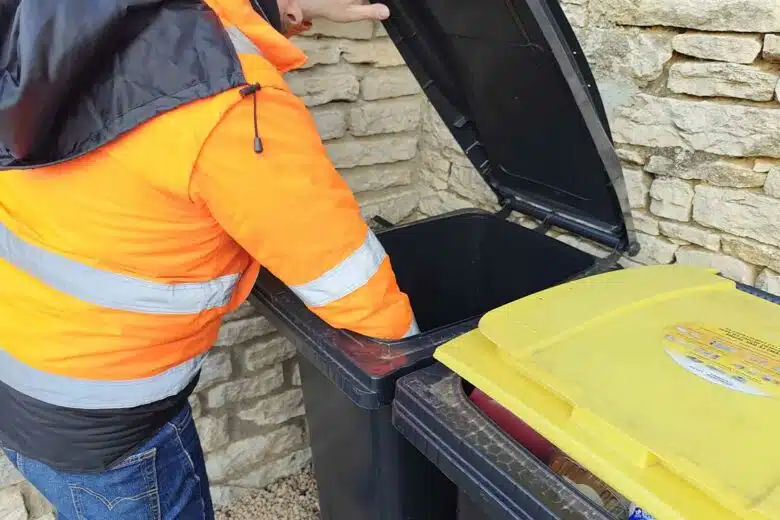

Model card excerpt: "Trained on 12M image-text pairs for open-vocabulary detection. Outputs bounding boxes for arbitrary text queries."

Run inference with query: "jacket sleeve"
[191,86,419,340]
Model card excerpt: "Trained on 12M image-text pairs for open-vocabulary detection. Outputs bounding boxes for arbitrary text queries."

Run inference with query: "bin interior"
[378,211,596,333]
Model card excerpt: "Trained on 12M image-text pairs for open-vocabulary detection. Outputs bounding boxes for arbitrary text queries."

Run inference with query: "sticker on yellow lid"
[664,323,780,397]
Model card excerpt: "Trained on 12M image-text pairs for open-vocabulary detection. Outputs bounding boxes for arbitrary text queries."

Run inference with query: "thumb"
[343,3,390,21]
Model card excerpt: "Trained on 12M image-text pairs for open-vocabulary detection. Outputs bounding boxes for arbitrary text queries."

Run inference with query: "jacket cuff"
[403,317,421,338]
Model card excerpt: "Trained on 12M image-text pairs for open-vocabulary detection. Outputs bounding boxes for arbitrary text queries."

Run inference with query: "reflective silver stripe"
[290,231,387,308]
[0,349,205,410]
[0,221,241,314]
[225,25,263,56]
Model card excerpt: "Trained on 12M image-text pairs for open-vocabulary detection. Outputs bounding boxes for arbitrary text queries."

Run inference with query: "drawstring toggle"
[240,83,264,154]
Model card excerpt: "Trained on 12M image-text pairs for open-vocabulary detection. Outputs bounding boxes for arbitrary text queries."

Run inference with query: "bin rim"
[378,0,637,254]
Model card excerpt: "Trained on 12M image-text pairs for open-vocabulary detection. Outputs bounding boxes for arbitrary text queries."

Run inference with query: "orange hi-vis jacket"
[0,0,417,416]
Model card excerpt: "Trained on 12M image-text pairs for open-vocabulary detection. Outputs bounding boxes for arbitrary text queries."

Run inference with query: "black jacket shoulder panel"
[0,0,246,168]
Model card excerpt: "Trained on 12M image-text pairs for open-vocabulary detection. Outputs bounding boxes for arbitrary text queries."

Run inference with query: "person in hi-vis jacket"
[0,0,417,518]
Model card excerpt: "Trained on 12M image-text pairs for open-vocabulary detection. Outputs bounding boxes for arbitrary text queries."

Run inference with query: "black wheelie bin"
[249,0,638,518]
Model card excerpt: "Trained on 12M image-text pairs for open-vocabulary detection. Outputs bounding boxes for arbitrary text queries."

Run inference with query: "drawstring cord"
[240,83,264,154]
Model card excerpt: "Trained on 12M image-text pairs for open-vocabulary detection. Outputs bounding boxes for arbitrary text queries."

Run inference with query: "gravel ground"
[216,468,320,520]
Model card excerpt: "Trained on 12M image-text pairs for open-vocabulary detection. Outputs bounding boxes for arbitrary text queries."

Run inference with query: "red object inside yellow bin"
[470,388,556,464]
[471,387,635,518]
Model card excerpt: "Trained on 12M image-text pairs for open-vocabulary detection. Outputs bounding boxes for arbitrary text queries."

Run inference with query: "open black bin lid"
[379,0,637,253]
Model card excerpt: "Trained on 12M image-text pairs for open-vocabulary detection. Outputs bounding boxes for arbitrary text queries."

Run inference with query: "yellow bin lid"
[435,265,780,520]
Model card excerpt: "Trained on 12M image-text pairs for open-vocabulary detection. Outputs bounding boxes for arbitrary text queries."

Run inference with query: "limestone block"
[216,317,274,347]
[633,232,679,265]
[561,3,588,27]
[701,162,766,188]
[613,94,780,159]
[195,351,233,392]
[659,221,721,251]
[358,187,420,223]
[623,167,652,209]
[326,135,418,169]
[756,269,780,296]
[189,395,202,419]
[311,107,348,141]
[228,449,312,489]
[765,167,780,198]
[291,37,341,69]
[287,71,359,107]
[667,62,779,102]
[583,27,674,86]
[206,368,285,409]
[209,486,248,509]
[291,363,302,386]
[721,236,780,272]
[308,19,374,39]
[418,191,477,216]
[342,164,413,194]
[341,39,405,67]
[593,0,780,32]
[448,162,495,205]
[763,34,780,62]
[205,426,305,482]
[0,456,23,488]
[238,390,306,426]
[693,186,780,247]
[616,146,647,165]
[754,159,780,173]
[632,211,660,235]
[649,178,695,221]
[349,98,423,136]
[0,488,27,520]
[646,152,765,187]
[361,68,421,101]
[242,336,296,373]
[675,247,758,284]
[672,33,762,63]
[195,415,230,453]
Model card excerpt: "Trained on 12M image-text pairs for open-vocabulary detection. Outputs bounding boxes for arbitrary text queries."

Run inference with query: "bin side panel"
[458,490,492,520]
[299,356,457,520]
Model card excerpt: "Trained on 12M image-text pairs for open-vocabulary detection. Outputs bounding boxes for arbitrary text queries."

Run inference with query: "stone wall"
[3,2,780,516]
[288,19,423,224]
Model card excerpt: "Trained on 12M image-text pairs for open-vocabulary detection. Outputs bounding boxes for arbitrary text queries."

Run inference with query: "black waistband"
[0,374,198,473]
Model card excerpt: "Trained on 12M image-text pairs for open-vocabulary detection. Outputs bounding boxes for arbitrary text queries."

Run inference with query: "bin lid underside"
[379,0,635,252]
[435,265,780,520]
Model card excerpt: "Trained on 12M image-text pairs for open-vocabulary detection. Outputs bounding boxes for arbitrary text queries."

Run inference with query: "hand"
[298,0,390,23]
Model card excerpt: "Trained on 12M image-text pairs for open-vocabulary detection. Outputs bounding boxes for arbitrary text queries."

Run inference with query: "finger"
[344,3,390,21]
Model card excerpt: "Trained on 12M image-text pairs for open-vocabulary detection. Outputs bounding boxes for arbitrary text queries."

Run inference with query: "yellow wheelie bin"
[394,265,780,520]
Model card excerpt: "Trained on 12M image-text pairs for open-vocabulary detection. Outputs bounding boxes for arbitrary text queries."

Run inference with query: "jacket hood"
[0,0,246,169]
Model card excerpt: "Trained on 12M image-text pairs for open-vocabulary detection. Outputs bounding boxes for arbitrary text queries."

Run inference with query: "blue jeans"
[1,404,214,520]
